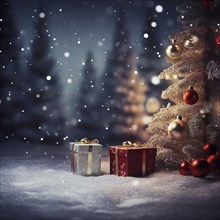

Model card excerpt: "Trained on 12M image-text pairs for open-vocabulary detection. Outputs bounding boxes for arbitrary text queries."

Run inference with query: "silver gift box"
[69,142,102,176]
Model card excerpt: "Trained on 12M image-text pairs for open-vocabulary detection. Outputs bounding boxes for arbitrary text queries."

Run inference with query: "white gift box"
[69,142,102,176]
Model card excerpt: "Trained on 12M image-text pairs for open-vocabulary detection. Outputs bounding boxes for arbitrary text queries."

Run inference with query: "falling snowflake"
[64,52,70,58]
[39,12,45,18]
[151,76,160,85]
[151,21,157,28]
[143,33,149,39]
[67,78,72,84]
[42,106,47,111]
[155,5,163,13]
[46,75,51,81]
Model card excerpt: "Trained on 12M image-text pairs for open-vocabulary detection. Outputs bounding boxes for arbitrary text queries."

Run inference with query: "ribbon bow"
[80,137,99,144]
[122,141,145,148]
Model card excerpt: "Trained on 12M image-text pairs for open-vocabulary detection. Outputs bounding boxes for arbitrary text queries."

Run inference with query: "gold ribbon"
[122,141,146,148]
[80,137,99,144]
[87,146,93,175]
[80,138,99,175]
[115,148,119,176]
[142,150,146,177]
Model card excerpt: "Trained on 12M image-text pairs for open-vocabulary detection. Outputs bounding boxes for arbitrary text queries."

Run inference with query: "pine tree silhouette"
[73,51,100,139]
[26,7,65,144]
[0,1,26,141]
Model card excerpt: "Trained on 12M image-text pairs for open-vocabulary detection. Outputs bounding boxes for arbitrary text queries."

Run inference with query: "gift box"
[109,143,157,177]
[69,138,102,176]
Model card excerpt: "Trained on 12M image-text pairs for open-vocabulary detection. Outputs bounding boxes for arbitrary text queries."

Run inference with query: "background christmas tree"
[0,1,26,141]
[73,51,101,140]
[25,7,65,144]
[100,7,147,144]
[148,0,220,168]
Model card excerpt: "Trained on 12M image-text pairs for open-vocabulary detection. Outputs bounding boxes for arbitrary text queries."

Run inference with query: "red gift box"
[109,146,157,177]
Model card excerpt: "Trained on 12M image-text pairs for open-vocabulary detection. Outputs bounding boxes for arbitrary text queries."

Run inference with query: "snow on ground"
[0,142,220,220]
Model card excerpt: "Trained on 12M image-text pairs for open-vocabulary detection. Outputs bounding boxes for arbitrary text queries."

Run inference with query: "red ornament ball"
[190,158,210,177]
[207,153,220,172]
[183,86,198,105]
[178,160,191,175]
[201,0,214,7]
[216,35,220,48]
[203,143,218,155]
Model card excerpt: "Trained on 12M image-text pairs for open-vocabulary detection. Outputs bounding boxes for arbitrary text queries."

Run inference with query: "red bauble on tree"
[190,158,210,177]
[207,153,220,172]
[201,0,214,7]
[178,160,191,175]
[216,35,220,48]
[203,143,218,155]
[183,86,198,105]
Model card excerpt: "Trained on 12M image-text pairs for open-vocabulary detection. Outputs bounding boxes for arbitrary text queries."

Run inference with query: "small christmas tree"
[74,51,100,139]
[113,60,147,142]
[148,0,220,168]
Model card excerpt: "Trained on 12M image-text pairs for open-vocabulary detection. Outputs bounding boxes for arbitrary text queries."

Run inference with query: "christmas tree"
[148,0,220,168]
[25,7,65,144]
[0,1,26,141]
[114,56,147,142]
[100,7,147,144]
[74,51,100,139]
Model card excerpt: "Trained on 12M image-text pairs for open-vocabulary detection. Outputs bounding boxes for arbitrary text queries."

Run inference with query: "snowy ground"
[0,142,220,220]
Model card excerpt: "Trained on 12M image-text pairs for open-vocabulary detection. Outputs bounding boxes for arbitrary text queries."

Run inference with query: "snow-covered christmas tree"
[148,0,220,168]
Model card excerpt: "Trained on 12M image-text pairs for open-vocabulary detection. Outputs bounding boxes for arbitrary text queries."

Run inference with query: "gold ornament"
[168,116,188,141]
[166,40,182,59]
